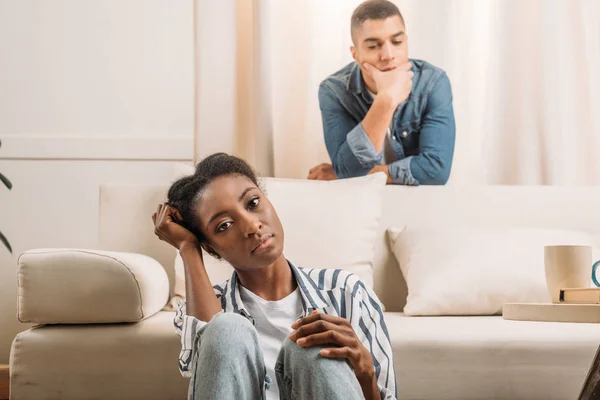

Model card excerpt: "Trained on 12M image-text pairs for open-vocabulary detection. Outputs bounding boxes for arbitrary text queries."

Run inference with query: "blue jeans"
[188,312,365,400]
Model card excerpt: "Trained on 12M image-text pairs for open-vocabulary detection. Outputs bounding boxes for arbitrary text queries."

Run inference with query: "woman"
[152,153,396,400]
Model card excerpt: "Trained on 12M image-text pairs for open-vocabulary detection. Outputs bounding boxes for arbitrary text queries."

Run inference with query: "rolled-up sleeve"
[174,298,223,377]
[388,156,418,186]
[319,84,382,178]
[174,300,203,377]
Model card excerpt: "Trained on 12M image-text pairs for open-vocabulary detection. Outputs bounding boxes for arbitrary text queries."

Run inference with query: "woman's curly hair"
[167,153,260,245]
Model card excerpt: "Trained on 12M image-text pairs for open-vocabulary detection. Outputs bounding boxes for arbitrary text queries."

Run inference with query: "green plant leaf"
[0,173,12,190]
[0,230,12,254]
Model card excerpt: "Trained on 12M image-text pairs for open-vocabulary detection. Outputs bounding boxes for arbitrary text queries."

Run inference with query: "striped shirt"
[174,261,397,400]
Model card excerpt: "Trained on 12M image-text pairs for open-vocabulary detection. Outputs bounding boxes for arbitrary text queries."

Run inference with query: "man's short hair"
[351,0,405,44]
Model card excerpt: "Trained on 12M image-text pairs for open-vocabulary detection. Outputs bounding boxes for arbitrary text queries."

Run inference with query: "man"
[308,0,455,185]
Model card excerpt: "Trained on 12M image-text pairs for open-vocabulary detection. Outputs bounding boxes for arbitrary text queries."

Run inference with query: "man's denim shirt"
[318,59,456,185]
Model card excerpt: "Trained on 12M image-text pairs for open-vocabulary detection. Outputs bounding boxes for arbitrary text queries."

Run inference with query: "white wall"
[0,0,194,363]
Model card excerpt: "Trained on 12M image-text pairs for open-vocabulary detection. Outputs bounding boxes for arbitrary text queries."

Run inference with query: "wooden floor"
[579,346,600,400]
[0,365,8,400]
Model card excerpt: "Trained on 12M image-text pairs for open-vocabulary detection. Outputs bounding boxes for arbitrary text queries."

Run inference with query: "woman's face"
[193,174,284,271]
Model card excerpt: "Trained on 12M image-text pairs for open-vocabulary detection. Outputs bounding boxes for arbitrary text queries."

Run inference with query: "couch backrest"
[99,184,175,292]
[100,184,600,312]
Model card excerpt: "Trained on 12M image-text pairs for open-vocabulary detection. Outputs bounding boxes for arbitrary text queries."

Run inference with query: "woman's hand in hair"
[288,311,380,399]
[152,203,198,250]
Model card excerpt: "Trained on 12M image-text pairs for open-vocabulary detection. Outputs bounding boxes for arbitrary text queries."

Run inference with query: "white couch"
[10,182,600,400]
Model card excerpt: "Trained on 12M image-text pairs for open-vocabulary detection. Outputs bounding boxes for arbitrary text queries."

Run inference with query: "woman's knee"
[199,312,258,355]
[208,312,254,331]
[279,336,325,364]
[276,337,357,394]
[278,337,350,374]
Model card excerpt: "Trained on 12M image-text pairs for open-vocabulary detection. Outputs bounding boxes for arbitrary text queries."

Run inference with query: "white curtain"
[194,0,600,185]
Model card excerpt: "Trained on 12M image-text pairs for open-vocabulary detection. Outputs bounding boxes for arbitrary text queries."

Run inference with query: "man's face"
[351,15,408,84]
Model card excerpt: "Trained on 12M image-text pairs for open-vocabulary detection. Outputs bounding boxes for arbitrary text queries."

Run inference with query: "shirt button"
[402,131,408,138]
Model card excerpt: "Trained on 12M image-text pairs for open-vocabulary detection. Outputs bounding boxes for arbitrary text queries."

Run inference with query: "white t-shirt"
[367,89,397,165]
[238,285,303,400]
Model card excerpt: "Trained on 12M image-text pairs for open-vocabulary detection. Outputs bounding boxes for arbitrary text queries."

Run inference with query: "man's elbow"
[418,155,452,185]
[332,159,371,180]
[427,170,450,185]
[332,162,352,179]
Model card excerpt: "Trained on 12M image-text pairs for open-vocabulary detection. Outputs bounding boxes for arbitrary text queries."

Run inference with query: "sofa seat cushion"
[10,312,187,400]
[385,312,600,400]
[11,310,600,400]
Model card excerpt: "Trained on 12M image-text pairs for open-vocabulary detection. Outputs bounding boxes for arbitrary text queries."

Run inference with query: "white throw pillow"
[387,226,598,316]
[171,163,387,301]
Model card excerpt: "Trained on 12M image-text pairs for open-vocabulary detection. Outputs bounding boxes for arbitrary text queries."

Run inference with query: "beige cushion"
[385,312,600,400]
[9,312,187,400]
[172,168,388,301]
[17,248,169,324]
[387,226,597,316]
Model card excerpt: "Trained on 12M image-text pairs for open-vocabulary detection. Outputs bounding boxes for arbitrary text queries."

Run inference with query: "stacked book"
[560,288,600,304]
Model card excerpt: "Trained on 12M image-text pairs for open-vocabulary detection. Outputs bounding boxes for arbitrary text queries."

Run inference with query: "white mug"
[544,245,600,303]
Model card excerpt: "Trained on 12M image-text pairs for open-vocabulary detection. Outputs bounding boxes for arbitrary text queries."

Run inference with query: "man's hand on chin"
[368,165,393,184]
[307,163,338,181]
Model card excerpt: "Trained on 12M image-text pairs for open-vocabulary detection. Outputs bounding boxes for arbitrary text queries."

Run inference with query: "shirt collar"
[222,272,247,316]
[288,261,331,312]
[225,260,330,319]
[348,62,379,105]
[347,62,366,94]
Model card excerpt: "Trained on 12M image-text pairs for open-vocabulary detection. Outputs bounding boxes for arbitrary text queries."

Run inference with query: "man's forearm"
[361,94,396,154]
[388,152,451,186]
[180,242,222,322]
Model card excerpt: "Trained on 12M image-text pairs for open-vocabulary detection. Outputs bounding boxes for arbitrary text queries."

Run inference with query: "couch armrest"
[17,248,170,324]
